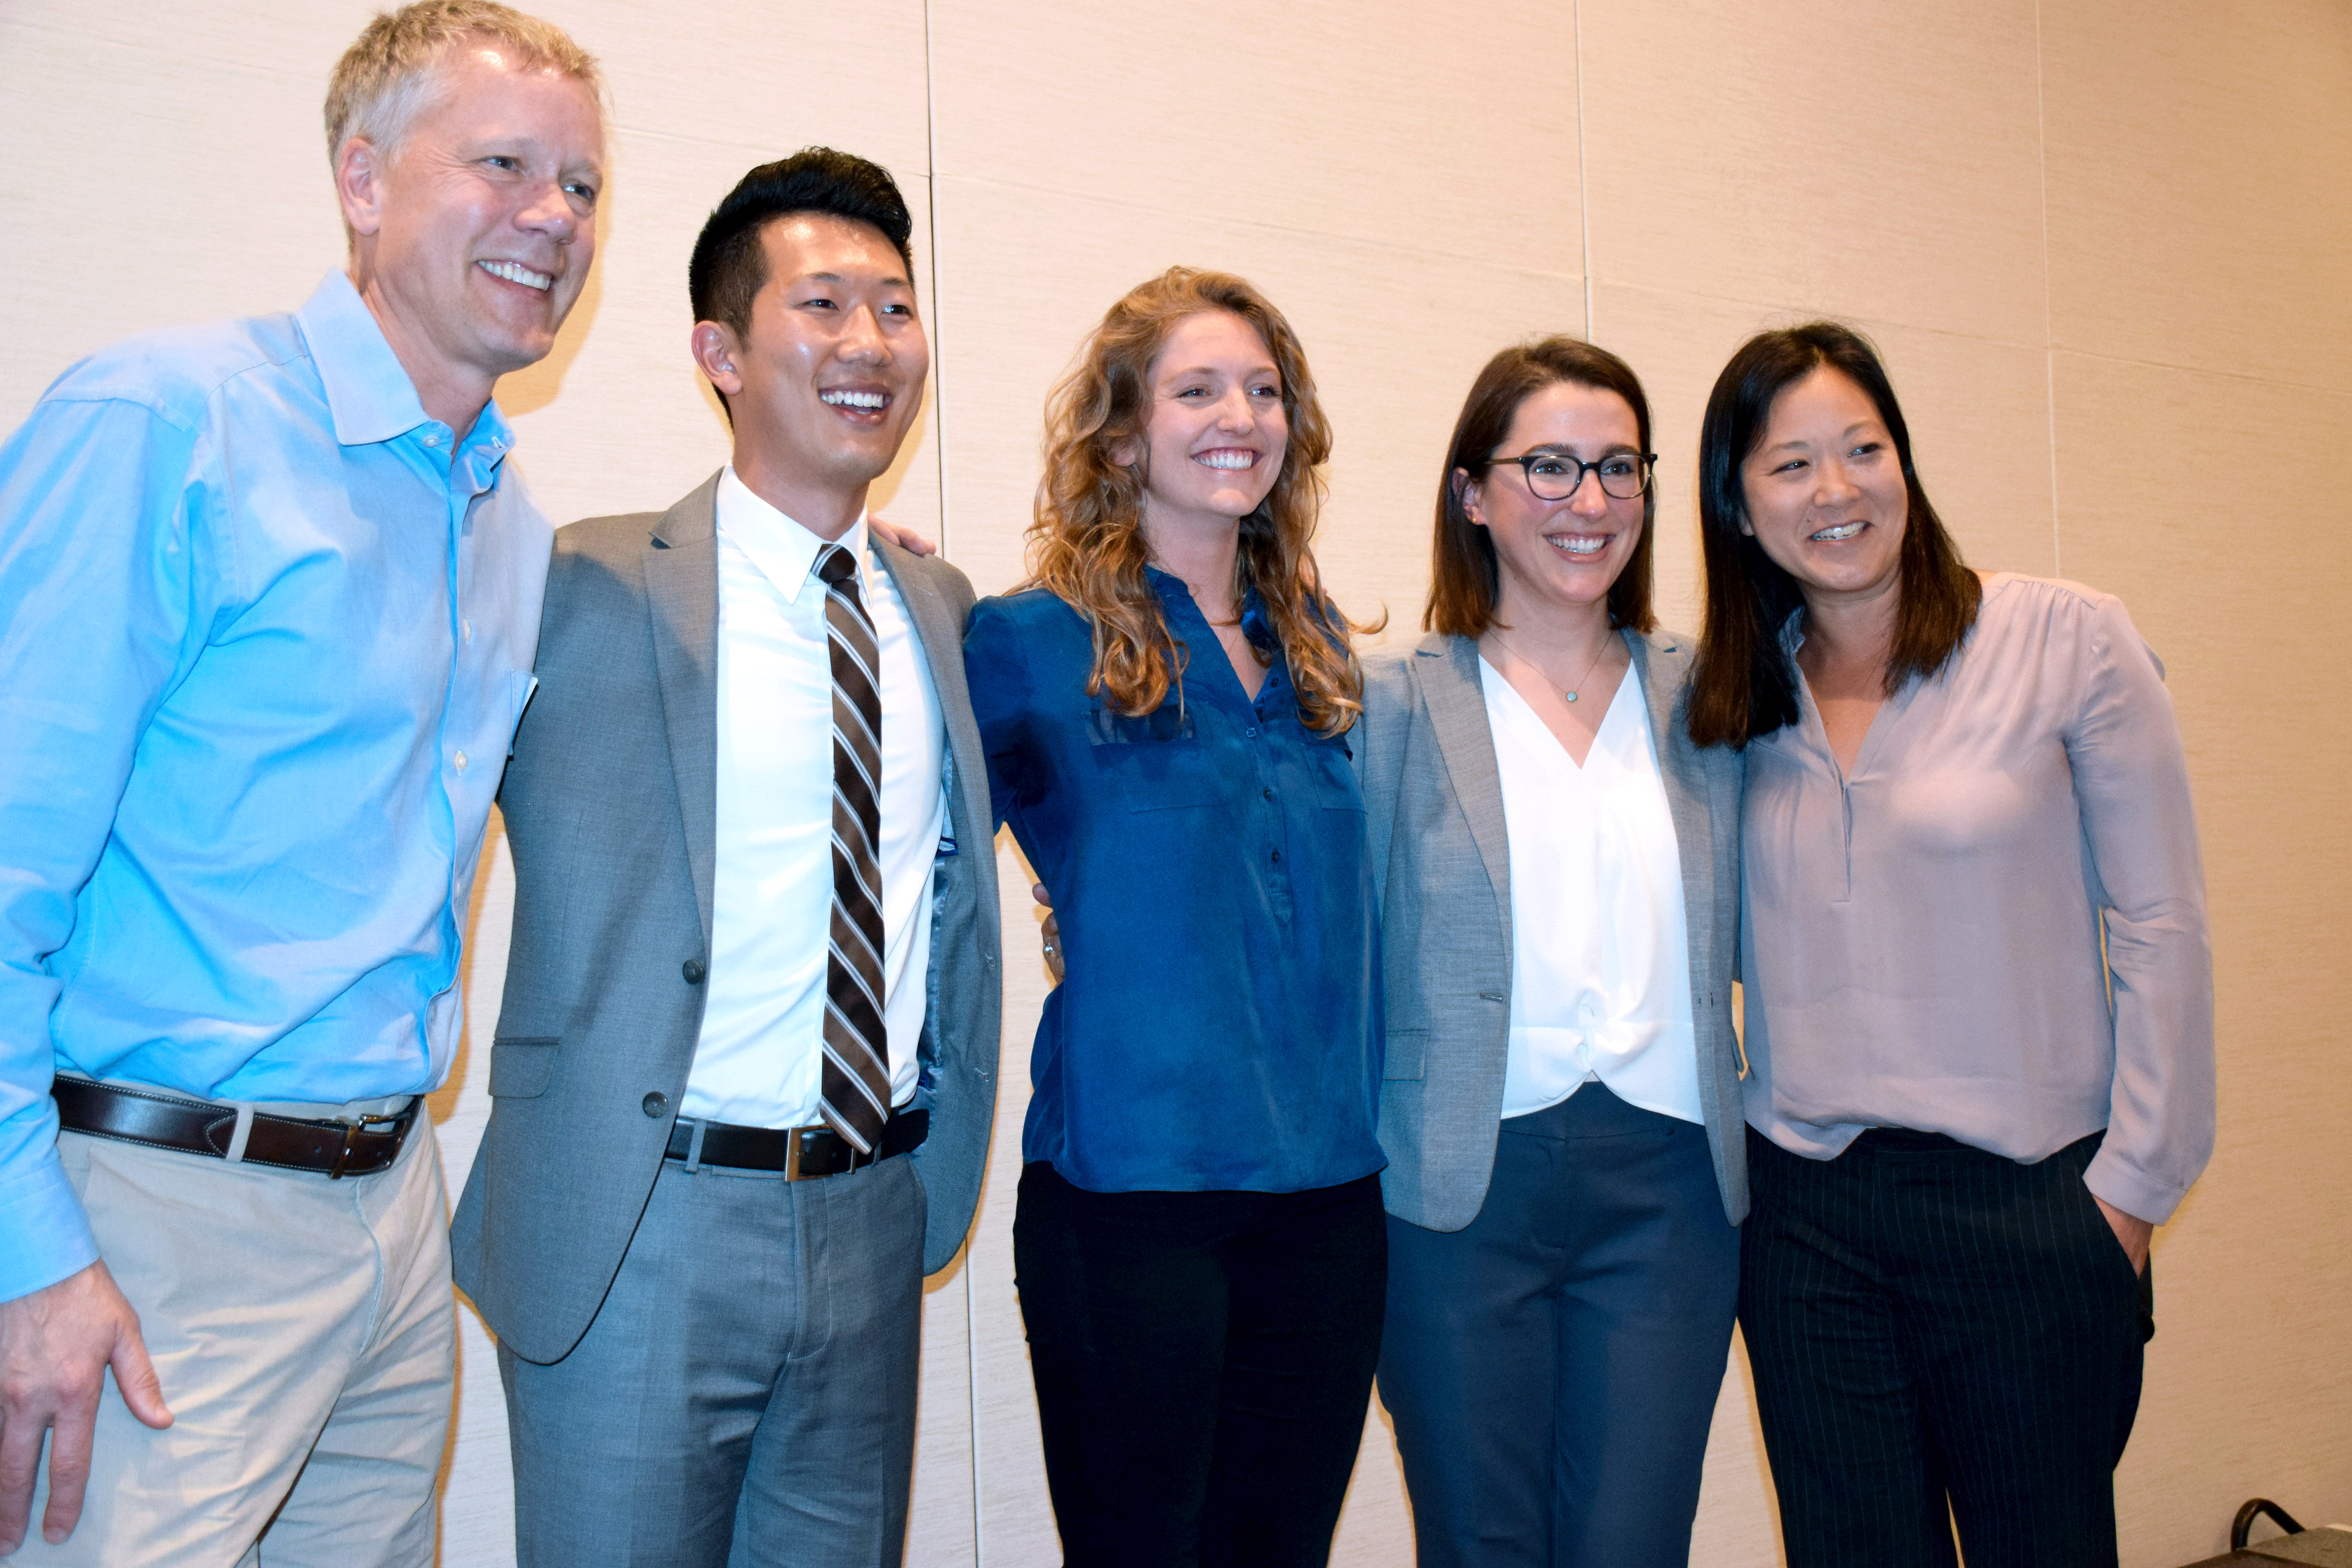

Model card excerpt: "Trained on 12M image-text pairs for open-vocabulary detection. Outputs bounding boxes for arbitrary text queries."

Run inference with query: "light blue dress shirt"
[0,272,552,1300]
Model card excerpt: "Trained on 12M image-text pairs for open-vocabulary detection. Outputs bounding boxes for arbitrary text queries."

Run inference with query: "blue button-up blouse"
[962,570,1385,1194]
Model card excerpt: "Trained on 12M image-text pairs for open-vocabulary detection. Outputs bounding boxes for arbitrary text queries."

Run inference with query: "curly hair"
[1025,267,1372,736]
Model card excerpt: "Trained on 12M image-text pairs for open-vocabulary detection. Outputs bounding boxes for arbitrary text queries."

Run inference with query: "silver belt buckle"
[329,1112,400,1180]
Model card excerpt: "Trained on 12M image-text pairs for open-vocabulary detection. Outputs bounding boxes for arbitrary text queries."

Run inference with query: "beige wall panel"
[1578,0,2050,347]
[1688,1335,1783,1568]
[0,6,359,408]
[2050,352,2352,1563]
[924,0,1580,271]
[2042,0,2352,392]
[1588,281,2058,635]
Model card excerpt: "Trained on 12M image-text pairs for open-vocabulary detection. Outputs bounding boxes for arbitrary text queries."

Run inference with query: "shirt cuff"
[0,1147,101,1303]
[2082,1142,2190,1227]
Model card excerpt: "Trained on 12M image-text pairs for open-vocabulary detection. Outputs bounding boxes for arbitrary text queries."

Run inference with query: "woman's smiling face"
[1461,379,1647,620]
[1131,310,1288,540]
[1737,365,1910,605]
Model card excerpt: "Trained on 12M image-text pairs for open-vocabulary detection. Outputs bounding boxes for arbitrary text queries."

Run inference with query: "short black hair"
[688,147,916,339]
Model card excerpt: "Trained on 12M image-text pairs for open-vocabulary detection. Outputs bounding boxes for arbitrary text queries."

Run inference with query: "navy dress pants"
[1740,1127,2156,1568]
[1379,1085,1740,1568]
[1014,1162,1388,1568]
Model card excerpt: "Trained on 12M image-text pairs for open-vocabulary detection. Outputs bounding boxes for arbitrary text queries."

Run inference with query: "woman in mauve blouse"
[962,268,1383,1568]
[1686,322,2213,1568]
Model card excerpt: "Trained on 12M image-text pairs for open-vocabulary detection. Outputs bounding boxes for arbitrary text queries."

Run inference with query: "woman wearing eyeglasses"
[1360,338,1748,1568]
[1690,322,2213,1567]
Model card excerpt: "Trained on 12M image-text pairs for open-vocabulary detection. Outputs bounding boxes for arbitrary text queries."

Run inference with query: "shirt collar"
[294,271,437,448]
[715,464,868,605]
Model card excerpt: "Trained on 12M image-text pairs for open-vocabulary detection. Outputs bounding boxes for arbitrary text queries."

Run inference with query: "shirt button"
[1270,849,1283,865]
[453,750,469,772]
[422,432,441,447]
[462,619,473,644]
[1245,726,1258,737]
[642,1091,669,1118]
[1262,787,1275,801]
[681,959,707,985]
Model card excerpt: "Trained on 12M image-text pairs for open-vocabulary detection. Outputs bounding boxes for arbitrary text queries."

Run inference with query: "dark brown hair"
[1425,337,1657,638]
[689,147,915,342]
[1025,267,1372,736]
[1685,321,1980,749]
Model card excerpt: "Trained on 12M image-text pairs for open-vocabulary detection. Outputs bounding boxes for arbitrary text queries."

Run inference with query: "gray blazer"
[1357,628,1747,1232]
[450,474,1003,1366]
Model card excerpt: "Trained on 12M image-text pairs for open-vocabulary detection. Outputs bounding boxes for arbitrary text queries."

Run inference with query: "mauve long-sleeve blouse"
[1739,573,2215,1224]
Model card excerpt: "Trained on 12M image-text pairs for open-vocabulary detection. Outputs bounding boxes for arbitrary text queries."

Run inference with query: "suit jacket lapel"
[1412,632,1511,919]
[872,535,989,848]
[1633,629,1718,992]
[645,473,723,950]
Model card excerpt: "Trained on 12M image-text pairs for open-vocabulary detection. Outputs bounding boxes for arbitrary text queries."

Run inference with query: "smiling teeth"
[1197,452,1255,470]
[479,260,552,291]
[1547,534,1606,556]
[822,390,889,409]
[1811,521,1866,541]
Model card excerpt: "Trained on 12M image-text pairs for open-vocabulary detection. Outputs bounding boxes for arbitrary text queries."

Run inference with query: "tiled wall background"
[4,1,2346,1562]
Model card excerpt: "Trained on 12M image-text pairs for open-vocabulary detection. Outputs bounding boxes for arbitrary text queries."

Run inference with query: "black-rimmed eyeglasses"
[1481,450,1657,501]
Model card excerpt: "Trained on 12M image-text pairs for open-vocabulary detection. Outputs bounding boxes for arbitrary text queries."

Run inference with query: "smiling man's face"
[710,213,929,516]
[346,43,604,420]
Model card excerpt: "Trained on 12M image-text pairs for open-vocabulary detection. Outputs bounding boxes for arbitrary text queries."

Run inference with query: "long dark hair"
[1425,337,1656,638]
[1686,322,1980,749]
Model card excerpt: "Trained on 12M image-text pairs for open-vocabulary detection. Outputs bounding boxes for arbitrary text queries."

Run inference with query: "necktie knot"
[815,543,859,588]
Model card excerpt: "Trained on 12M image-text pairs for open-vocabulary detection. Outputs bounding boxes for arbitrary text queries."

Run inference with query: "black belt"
[666,1107,928,1179]
[51,1075,417,1179]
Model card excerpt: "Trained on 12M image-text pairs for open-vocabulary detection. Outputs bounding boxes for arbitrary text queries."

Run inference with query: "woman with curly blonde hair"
[963,268,1385,1567]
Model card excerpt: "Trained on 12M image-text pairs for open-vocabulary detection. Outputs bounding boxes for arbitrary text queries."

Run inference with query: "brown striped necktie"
[814,543,890,1153]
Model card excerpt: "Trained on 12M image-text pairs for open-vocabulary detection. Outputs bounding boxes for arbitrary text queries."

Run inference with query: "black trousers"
[1740,1127,2156,1568]
[1014,1162,1388,1568]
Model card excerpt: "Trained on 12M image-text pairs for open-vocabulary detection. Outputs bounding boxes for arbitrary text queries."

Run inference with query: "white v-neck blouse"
[1479,656,1703,1124]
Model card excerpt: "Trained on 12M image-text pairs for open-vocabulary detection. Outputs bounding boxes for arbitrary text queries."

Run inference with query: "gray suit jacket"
[1357,628,1747,1232]
[450,474,1003,1365]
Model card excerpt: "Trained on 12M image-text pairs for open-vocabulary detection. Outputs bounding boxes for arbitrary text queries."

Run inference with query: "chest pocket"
[1303,732,1363,811]
[1089,703,1227,811]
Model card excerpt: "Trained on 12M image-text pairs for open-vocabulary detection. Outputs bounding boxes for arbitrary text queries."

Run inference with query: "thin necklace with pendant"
[1494,629,1615,703]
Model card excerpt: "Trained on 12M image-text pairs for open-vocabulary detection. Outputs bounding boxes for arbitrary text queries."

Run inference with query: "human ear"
[1454,468,1485,526]
[335,138,386,239]
[691,321,745,397]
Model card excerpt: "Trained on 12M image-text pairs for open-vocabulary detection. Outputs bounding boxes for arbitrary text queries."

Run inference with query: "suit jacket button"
[642,1091,669,1118]
[681,959,706,984]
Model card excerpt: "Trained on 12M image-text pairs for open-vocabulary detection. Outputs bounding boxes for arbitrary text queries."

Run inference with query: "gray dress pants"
[500,1146,925,1568]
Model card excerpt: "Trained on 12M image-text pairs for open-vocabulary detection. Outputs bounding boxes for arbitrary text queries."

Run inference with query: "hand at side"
[0,1260,173,1551]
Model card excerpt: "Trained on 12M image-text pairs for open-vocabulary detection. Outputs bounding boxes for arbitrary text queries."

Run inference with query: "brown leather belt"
[666,1107,928,1179]
[51,1075,417,1179]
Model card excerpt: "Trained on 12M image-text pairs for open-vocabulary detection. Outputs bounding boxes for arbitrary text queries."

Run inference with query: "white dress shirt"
[1481,655,1704,1124]
[682,466,947,1130]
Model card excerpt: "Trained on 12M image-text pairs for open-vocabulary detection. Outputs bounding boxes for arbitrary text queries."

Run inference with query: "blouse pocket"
[1303,732,1364,812]
[1089,704,1227,811]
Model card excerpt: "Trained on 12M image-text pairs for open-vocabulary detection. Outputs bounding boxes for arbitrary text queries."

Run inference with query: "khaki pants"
[6,1107,454,1568]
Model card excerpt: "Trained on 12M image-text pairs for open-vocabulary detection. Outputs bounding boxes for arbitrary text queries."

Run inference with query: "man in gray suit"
[450,148,1001,1568]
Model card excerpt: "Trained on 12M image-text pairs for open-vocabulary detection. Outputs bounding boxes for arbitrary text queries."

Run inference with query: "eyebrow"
[1522,440,1639,456]
[796,270,914,290]
[1162,364,1280,381]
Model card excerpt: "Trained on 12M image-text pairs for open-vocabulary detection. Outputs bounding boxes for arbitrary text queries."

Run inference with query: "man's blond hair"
[324,1,604,165]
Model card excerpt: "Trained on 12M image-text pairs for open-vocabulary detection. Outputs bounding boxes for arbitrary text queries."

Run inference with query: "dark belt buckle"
[329,1112,399,1180]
